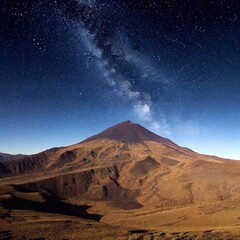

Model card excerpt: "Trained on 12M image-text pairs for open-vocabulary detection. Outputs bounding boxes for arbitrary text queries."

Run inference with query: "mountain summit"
[83,120,172,144]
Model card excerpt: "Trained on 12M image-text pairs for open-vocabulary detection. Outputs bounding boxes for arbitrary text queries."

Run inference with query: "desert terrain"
[1,121,240,239]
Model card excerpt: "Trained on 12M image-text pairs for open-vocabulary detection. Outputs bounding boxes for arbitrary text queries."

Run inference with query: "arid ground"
[1,121,240,239]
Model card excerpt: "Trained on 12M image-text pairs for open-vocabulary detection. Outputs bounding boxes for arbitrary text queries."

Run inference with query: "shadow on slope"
[0,185,102,221]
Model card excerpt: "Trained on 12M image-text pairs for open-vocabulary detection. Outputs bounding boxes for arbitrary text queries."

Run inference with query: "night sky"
[1,0,240,159]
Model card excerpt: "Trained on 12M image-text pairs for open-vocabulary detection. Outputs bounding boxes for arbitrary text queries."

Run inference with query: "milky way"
[62,0,171,134]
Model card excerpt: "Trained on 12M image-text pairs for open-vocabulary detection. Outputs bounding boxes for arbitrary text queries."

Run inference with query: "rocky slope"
[1,120,240,210]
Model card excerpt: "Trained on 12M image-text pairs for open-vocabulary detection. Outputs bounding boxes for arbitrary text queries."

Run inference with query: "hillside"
[1,121,240,239]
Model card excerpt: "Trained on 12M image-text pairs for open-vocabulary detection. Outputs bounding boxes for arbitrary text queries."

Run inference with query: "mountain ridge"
[0,152,26,161]
[1,120,240,212]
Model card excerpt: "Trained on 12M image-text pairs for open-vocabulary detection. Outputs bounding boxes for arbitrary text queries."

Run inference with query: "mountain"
[1,120,240,237]
[0,152,26,161]
[0,120,238,206]
[82,120,174,144]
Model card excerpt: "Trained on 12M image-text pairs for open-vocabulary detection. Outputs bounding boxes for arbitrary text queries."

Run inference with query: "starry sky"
[1,0,240,159]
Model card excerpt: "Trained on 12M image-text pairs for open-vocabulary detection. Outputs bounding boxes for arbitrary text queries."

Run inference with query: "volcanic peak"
[82,120,172,144]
